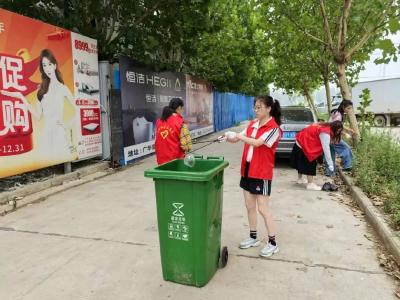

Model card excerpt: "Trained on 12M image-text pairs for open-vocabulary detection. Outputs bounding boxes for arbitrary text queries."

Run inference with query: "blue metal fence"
[213,92,254,131]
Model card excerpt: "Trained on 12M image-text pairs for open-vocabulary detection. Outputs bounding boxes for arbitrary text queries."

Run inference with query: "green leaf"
[388,18,400,34]
[376,39,395,52]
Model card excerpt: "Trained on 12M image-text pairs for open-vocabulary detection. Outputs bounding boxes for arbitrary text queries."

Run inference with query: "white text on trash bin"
[172,202,184,217]
[169,203,190,241]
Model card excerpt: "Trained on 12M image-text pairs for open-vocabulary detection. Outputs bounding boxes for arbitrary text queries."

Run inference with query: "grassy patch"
[353,132,400,226]
[317,112,329,122]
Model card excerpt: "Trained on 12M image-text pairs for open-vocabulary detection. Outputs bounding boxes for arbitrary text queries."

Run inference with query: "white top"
[31,83,74,158]
[40,84,70,126]
[240,118,280,162]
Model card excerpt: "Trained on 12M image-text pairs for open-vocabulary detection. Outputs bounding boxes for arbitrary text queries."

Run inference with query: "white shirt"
[240,118,281,162]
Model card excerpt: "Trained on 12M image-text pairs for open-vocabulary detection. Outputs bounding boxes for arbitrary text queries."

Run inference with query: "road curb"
[339,169,400,265]
[0,161,111,209]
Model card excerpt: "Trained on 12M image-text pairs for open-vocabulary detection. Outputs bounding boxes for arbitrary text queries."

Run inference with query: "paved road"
[0,128,396,300]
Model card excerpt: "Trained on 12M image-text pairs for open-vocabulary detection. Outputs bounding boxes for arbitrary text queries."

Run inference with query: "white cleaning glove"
[224,131,237,139]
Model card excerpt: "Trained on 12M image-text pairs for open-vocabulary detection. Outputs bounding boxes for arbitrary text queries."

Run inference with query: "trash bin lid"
[144,156,229,181]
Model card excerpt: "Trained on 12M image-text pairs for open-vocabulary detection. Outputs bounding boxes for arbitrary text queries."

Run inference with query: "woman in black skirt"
[291,121,343,190]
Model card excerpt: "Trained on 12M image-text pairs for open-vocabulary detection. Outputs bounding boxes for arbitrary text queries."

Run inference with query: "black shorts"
[240,162,272,196]
[290,143,317,176]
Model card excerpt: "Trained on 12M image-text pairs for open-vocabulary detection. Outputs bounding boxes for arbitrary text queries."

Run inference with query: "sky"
[274,32,400,106]
[358,32,400,82]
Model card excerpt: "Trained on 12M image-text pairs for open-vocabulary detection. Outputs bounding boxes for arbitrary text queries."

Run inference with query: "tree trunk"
[336,63,360,144]
[336,64,352,99]
[323,76,332,115]
[303,87,318,121]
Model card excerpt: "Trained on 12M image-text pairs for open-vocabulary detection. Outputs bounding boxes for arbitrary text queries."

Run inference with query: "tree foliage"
[190,0,271,95]
[1,0,271,95]
[261,0,400,137]
[264,12,326,116]
[1,0,211,68]
[2,0,399,100]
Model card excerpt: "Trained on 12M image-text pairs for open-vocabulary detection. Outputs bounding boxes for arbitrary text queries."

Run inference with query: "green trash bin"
[144,155,229,287]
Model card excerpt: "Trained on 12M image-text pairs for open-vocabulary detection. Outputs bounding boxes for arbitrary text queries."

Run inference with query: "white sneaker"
[306,183,321,191]
[260,242,279,257]
[239,237,261,249]
[296,177,308,184]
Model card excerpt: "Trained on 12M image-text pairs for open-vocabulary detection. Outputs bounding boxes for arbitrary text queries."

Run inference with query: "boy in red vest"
[291,121,343,190]
[155,98,192,165]
[224,95,282,258]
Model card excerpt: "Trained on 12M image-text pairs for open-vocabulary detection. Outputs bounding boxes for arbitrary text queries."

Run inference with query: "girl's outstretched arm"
[237,128,281,148]
[237,133,265,147]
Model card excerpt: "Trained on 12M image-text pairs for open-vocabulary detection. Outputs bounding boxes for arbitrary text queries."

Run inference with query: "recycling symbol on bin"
[172,203,184,217]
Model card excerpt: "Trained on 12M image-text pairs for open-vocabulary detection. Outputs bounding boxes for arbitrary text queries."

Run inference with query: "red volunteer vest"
[296,124,332,162]
[240,118,282,180]
[155,114,185,165]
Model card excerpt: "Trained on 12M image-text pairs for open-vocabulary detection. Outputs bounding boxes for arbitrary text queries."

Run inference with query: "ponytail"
[161,106,174,121]
[255,95,282,125]
[271,99,282,125]
[160,97,184,121]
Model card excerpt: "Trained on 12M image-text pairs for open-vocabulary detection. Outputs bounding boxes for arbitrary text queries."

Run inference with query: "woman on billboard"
[1,49,77,160]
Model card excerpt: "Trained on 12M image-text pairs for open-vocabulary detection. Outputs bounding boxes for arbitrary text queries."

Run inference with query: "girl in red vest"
[225,95,282,257]
[155,98,192,165]
[291,121,343,190]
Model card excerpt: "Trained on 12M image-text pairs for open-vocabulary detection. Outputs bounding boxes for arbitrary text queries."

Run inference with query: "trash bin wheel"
[219,246,228,268]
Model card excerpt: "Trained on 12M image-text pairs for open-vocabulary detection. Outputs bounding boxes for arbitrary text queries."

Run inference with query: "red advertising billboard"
[0,9,102,178]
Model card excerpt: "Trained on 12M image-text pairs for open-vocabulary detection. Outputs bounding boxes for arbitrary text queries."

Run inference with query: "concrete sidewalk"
[0,128,396,300]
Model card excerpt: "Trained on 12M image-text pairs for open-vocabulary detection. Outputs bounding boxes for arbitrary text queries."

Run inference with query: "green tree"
[357,88,374,137]
[1,0,212,68]
[190,0,272,95]
[262,0,400,140]
[265,8,331,117]
[2,0,271,95]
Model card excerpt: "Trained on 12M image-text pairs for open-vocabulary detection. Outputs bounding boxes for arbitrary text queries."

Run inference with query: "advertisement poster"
[71,32,101,159]
[0,9,101,179]
[185,75,213,138]
[119,56,185,163]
